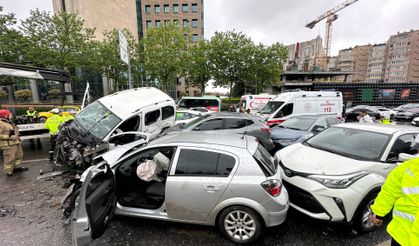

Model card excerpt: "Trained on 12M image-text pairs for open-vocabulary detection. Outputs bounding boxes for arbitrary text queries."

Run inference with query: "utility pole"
[118,29,132,89]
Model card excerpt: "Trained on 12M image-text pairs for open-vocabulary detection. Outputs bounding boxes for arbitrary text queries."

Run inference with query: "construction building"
[285,36,325,72]
[384,29,419,83]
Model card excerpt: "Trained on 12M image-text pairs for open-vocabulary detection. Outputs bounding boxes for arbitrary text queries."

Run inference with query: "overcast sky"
[1,0,418,56]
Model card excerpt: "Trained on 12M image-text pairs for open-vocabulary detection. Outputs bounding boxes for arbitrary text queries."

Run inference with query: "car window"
[305,127,390,161]
[175,149,235,176]
[387,134,418,160]
[275,103,293,118]
[224,118,253,129]
[194,118,223,130]
[252,144,276,177]
[162,106,175,120]
[313,118,328,128]
[145,109,160,126]
[259,101,284,114]
[279,117,316,131]
[326,117,340,125]
[117,115,141,132]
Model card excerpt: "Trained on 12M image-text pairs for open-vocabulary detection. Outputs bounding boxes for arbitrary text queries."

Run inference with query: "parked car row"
[64,89,419,245]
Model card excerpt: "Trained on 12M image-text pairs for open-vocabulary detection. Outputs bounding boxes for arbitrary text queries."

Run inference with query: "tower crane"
[305,0,359,69]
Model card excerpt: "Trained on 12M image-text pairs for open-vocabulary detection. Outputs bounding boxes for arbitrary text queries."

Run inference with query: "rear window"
[175,149,235,176]
[178,98,219,108]
[224,118,253,129]
[252,144,277,176]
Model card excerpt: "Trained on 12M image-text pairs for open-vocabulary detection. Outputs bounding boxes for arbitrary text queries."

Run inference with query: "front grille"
[283,180,327,214]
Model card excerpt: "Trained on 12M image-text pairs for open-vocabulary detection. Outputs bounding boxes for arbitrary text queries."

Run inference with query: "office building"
[137,0,204,41]
[52,0,139,41]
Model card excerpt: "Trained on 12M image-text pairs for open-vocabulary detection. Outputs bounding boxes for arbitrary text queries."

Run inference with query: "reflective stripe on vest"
[402,187,419,194]
[393,210,416,222]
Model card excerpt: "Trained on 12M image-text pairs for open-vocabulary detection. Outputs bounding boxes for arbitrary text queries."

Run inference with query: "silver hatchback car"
[71,132,289,244]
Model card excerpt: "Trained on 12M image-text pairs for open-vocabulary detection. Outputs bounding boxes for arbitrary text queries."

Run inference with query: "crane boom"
[305,0,358,29]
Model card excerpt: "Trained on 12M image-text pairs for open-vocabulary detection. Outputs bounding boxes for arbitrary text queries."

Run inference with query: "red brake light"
[261,127,272,134]
[267,119,286,126]
[261,179,282,197]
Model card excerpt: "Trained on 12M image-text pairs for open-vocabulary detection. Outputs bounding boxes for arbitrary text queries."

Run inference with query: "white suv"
[276,123,419,232]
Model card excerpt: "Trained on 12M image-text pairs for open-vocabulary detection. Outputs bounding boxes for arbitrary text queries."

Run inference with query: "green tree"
[48,88,60,100]
[93,29,138,92]
[0,6,26,63]
[249,43,288,94]
[207,31,255,101]
[20,9,95,71]
[185,40,211,96]
[142,24,191,92]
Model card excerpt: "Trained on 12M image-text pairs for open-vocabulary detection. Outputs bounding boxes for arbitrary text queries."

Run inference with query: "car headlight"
[307,172,369,189]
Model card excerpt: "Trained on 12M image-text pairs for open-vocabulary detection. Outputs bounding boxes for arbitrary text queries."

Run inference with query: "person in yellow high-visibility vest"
[61,112,75,123]
[380,114,391,125]
[44,108,63,161]
[370,157,419,246]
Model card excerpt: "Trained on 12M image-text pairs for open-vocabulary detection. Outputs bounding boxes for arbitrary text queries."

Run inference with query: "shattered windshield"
[75,101,121,140]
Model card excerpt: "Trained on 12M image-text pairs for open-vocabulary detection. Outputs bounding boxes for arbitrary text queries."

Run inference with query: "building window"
[192,34,199,42]
[164,4,170,13]
[173,19,179,27]
[154,5,160,13]
[191,3,198,12]
[164,20,170,27]
[155,20,161,27]
[146,20,152,28]
[183,19,189,28]
[182,4,188,12]
[145,5,151,14]
[173,4,179,13]
[192,19,198,28]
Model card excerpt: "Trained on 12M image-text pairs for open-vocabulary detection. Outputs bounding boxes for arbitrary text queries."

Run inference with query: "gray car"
[168,112,275,152]
[271,115,341,150]
[71,132,289,245]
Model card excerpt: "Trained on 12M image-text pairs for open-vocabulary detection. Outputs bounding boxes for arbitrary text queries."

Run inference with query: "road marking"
[22,158,50,163]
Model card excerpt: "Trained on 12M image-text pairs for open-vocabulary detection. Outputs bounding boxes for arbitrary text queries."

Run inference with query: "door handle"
[204,185,219,192]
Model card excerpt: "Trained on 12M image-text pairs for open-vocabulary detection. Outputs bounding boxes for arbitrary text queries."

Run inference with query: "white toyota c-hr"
[276,123,419,232]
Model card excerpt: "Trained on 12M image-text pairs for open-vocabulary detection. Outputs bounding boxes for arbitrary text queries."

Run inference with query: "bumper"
[282,176,363,222]
[260,186,289,227]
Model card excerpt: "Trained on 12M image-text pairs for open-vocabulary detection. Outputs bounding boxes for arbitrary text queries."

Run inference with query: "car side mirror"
[399,153,416,162]
[312,125,326,134]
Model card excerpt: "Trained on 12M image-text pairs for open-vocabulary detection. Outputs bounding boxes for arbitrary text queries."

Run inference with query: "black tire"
[218,206,263,244]
[39,116,47,123]
[63,188,81,218]
[354,192,378,233]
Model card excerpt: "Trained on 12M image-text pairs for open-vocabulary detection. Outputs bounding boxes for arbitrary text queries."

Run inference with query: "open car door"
[71,162,116,246]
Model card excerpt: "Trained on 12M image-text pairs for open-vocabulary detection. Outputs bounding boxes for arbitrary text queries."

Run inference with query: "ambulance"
[258,90,343,126]
[239,94,275,114]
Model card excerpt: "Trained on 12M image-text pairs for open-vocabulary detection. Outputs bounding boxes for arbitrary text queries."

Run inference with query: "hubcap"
[362,199,375,229]
[224,210,256,241]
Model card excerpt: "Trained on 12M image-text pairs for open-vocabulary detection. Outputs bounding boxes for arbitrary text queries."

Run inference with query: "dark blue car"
[271,115,341,151]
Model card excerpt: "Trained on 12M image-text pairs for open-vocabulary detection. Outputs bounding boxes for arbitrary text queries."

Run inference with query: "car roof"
[150,132,253,149]
[99,87,173,118]
[209,112,259,118]
[335,123,419,135]
[291,115,335,119]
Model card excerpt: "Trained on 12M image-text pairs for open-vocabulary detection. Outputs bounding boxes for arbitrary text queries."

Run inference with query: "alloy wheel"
[224,210,256,242]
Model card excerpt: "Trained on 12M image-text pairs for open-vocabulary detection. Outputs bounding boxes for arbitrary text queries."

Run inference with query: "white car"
[276,123,419,232]
[174,110,203,126]
[373,106,396,118]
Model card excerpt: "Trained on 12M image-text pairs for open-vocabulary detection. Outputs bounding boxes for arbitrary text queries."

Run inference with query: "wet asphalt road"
[0,138,391,246]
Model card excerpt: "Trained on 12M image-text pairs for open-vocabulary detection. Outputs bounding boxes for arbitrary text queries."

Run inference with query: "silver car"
[71,132,289,245]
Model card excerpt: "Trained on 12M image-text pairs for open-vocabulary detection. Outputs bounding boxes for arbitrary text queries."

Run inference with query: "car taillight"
[261,179,282,197]
[261,127,272,134]
[267,119,286,126]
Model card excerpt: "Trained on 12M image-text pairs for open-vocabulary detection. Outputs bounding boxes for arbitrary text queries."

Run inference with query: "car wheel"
[355,192,378,233]
[38,116,47,123]
[218,206,262,244]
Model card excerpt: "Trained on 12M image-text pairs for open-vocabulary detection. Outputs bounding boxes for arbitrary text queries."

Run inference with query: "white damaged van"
[258,91,343,126]
[55,87,176,169]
